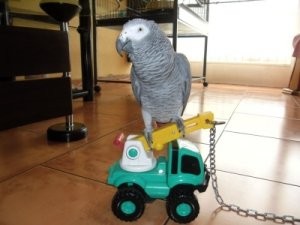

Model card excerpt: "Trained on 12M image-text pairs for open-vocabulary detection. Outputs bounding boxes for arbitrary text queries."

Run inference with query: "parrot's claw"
[174,117,185,136]
[144,128,153,148]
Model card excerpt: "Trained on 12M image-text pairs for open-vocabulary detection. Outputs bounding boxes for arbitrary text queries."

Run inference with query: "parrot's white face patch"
[120,23,150,42]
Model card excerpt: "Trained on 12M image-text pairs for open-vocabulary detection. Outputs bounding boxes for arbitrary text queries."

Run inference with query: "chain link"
[208,124,300,224]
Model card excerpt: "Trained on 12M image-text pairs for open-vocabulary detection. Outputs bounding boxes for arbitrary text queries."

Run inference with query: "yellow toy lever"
[134,112,215,151]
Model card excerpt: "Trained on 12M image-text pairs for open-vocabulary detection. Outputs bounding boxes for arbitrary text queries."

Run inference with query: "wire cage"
[181,0,209,22]
[95,0,120,19]
[95,0,209,22]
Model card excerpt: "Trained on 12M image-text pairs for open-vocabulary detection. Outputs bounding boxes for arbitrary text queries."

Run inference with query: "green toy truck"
[108,112,213,223]
[107,113,214,224]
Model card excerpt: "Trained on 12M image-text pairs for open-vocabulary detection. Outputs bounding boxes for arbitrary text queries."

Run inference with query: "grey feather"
[175,53,192,115]
[130,66,141,105]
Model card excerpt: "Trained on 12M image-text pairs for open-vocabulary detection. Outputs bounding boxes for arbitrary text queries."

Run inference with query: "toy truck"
[107,112,214,224]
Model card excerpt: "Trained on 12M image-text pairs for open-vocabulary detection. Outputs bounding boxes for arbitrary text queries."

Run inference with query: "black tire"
[166,188,199,224]
[111,187,145,222]
[203,81,208,87]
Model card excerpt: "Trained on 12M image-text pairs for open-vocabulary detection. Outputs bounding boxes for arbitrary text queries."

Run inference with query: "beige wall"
[68,24,82,79]
[96,27,130,77]
[205,63,290,88]
[189,62,291,88]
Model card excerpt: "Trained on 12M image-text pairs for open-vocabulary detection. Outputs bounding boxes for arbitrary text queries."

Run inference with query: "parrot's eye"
[138,27,143,32]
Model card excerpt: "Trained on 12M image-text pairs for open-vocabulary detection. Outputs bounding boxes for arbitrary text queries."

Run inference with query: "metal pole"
[78,0,94,101]
[172,0,178,51]
[0,0,9,26]
[60,21,74,130]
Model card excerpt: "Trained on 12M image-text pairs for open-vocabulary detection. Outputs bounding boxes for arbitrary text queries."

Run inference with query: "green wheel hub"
[176,203,192,217]
[121,201,136,215]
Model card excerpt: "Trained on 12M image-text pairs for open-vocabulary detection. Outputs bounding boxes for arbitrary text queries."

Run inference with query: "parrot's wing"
[176,53,192,115]
[130,66,142,105]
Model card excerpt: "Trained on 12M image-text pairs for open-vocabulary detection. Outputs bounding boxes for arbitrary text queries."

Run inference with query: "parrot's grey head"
[116,18,155,56]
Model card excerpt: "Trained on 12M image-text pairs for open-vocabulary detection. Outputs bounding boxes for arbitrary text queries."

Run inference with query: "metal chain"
[208,123,300,224]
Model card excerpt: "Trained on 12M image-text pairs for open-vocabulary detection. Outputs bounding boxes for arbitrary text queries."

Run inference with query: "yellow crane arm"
[134,112,215,151]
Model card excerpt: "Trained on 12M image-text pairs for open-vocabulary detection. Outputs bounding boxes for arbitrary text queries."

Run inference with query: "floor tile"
[43,119,151,183]
[0,166,168,225]
[236,97,300,119]
[1,83,300,225]
[0,129,84,182]
[185,101,236,120]
[44,131,125,183]
[293,95,300,106]
[19,112,137,143]
[213,132,300,185]
[189,84,245,105]
[246,88,295,101]
[225,113,300,141]
[185,120,226,145]
[96,82,133,97]
[73,94,141,120]
[166,172,300,225]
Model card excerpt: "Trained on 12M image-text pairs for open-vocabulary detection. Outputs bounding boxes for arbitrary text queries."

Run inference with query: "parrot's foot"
[144,128,153,148]
[173,117,185,136]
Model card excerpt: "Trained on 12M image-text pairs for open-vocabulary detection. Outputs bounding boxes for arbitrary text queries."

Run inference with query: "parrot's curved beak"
[116,37,125,57]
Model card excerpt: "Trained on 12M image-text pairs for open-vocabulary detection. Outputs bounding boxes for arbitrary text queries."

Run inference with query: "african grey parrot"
[116,18,191,145]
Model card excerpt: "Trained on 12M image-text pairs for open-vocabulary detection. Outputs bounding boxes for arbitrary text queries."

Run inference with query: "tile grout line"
[40,118,142,169]
[225,130,300,143]
[41,164,108,186]
[214,168,300,188]
[203,89,247,163]
[0,166,38,184]
[207,88,300,192]
[0,118,150,185]
[231,111,300,121]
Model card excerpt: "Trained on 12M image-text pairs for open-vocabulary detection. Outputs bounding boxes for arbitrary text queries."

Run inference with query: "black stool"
[40,0,88,142]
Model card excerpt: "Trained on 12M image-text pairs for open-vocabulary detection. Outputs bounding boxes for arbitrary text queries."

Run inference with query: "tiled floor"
[0,82,299,225]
